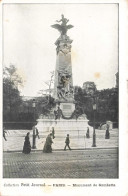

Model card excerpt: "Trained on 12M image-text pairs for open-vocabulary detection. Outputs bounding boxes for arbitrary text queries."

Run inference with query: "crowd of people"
[21,126,72,154]
[21,126,92,154]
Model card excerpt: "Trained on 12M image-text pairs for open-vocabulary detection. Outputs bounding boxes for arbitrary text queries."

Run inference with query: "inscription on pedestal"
[63,105,71,109]
[60,103,75,117]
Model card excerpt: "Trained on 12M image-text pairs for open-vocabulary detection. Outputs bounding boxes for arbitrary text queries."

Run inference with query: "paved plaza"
[3,128,118,151]
[3,148,118,178]
[3,128,119,178]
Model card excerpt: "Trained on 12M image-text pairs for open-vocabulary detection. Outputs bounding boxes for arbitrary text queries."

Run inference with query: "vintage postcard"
[0,0,128,196]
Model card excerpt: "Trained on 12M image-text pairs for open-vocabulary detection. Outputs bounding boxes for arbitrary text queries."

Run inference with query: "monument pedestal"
[59,102,75,117]
[37,118,91,138]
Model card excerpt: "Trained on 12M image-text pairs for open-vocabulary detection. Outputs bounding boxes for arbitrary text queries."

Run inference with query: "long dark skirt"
[105,129,110,139]
[43,142,52,153]
[23,141,31,154]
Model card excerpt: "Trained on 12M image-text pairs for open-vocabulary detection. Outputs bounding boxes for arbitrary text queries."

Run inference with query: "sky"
[3,3,118,96]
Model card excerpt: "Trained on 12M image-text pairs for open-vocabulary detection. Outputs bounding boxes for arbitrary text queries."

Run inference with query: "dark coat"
[23,135,31,154]
[65,136,70,145]
[43,135,53,153]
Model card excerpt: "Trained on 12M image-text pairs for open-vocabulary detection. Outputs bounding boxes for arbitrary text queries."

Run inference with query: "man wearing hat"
[64,134,71,151]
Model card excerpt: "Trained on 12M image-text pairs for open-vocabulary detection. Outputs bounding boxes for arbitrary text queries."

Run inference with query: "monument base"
[36,118,91,137]
[59,102,75,117]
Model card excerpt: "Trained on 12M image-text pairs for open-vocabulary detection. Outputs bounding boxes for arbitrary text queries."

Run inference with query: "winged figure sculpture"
[51,14,74,36]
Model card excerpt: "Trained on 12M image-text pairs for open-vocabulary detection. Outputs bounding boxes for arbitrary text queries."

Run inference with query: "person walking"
[86,127,90,138]
[43,133,53,153]
[64,134,71,151]
[35,126,40,139]
[105,124,110,139]
[22,132,31,154]
[52,127,55,139]
[3,127,7,141]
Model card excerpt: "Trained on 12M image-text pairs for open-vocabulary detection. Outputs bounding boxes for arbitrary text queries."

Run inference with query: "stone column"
[53,35,75,117]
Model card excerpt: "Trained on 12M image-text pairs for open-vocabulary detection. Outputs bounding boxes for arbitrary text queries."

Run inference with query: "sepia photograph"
[2,3,119,179]
[1,1,128,196]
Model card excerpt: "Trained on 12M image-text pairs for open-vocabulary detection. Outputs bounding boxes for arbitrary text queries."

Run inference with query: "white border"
[0,0,128,196]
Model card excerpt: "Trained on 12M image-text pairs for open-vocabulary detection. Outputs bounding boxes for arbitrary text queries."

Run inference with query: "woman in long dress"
[22,132,31,154]
[43,133,53,153]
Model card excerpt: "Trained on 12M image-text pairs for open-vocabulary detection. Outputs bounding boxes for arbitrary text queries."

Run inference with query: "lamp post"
[32,99,36,149]
[92,102,96,147]
[32,99,36,122]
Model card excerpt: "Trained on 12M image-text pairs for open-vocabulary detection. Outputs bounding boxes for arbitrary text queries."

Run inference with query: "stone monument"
[51,14,75,118]
[37,15,90,141]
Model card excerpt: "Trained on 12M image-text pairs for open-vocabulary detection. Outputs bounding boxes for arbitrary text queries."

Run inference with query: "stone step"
[5,129,118,136]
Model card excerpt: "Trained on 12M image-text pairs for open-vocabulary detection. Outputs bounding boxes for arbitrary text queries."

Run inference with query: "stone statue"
[56,70,74,101]
[51,14,74,36]
[56,14,69,26]
[54,106,62,120]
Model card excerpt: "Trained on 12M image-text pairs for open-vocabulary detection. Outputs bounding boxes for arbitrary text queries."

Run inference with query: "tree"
[74,86,93,117]
[3,65,23,121]
[35,96,55,118]
[37,71,55,117]
[96,88,118,126]
[74,85,118,128]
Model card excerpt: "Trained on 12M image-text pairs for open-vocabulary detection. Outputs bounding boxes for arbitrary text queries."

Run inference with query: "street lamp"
[32,99,36,149]
[92,102,96,147]
[32,99,36,122]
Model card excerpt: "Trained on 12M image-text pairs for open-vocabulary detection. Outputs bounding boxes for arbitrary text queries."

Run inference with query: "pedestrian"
[3,127,7,141]
[22,132,31,154]
[52,127,55,139]
[86,127,90,138]
[54,110,58,120]
[64,134,71,151]
[105,124,110,139]
[43,133,53,153]
[35,126,40,139]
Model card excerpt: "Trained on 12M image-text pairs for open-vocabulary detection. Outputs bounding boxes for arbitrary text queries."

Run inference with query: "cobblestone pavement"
[3,148,118,178]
